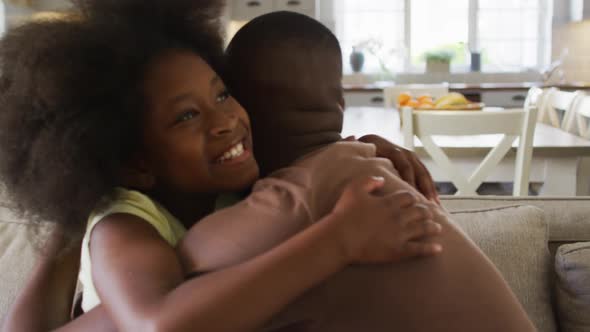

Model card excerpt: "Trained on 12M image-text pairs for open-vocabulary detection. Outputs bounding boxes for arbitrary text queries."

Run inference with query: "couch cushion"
[555,242,590,332]
[450,205,556,332]
[442,196,590,243]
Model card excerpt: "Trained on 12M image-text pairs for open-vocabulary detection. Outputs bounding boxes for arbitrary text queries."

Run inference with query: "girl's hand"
[358,134,440,205]
[329,176,443,265]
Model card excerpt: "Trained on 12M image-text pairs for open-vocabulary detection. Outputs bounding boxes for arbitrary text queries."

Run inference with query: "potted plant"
[424,50,454,73]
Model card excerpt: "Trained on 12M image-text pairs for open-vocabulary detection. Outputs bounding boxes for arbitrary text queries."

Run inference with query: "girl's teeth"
[218,142,245,163]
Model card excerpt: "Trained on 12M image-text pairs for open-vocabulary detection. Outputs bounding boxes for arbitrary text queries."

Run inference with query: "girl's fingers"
[397,203,433,223]
[386,190,417,209]
[403,219,442,240]
[342,176,386,198]
[361,176,386,194]
[401,241,443,258]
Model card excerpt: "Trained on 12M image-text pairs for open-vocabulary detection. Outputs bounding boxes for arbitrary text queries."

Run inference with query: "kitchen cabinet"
[231,0,273,21]
[230,0,317,21]
[343,90,526,108]
[274,0,315,11]
[480,91,528,108]
[344,92,384,108]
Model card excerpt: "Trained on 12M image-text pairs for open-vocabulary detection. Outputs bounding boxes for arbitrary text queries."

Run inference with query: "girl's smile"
[215,140,252,164]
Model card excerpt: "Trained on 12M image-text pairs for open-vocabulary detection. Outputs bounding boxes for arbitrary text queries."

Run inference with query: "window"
[334,0,405,74]
[478,0,546,71]
[332,0,552,73]
[410,0,469,69]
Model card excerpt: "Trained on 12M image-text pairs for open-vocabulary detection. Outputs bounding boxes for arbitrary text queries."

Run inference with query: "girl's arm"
[1,226,115,332]
[90,177,439,332]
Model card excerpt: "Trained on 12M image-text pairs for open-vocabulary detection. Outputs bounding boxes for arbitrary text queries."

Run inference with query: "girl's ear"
[119,158,156,190]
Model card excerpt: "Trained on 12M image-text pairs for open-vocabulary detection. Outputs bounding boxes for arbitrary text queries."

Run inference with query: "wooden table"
[342,107,590,196]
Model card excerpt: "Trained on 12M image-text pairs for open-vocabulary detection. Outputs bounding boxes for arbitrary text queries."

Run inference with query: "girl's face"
[136,50,259,194]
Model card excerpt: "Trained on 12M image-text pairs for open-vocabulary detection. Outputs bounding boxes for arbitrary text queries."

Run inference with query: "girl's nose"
[209,108,238,137]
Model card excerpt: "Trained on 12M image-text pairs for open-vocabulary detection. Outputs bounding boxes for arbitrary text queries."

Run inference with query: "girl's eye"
[216,89,230,103]
[176,110,199,123]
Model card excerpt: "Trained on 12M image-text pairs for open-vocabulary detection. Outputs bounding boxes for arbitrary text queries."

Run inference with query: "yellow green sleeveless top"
[78,188,186,312]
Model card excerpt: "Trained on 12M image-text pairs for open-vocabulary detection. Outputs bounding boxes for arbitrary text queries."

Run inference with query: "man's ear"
[119,158,156,190]
[338,89,345,111]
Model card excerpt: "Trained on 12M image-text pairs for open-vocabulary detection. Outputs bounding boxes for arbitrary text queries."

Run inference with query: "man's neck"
[258,131,342,176]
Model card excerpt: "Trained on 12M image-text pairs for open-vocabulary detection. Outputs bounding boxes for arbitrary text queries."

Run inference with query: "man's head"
[226,11,344,176]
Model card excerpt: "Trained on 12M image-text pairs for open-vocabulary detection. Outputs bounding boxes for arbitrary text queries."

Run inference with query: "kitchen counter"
[342,81,590,107]
[343,81,590,92]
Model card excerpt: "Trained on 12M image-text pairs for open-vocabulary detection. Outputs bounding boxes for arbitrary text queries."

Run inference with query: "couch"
[1,196,589,331]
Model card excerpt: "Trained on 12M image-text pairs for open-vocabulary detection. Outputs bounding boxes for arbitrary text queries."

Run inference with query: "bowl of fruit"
[397,92,484,111]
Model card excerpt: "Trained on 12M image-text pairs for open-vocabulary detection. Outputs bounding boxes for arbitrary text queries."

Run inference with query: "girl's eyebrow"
[169,93,194,106]
[168,75,220,106]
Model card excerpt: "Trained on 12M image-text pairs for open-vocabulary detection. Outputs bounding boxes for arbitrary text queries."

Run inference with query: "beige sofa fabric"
[442,197,590,243]
[0,220,49,327]
[450,205,556,332]
[555,242,590,332]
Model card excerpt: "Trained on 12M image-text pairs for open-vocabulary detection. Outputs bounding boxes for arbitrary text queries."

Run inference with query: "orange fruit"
[417,95,434,104]
[418,101,435,109]
[405,99,420,108]
[397,92,412,106]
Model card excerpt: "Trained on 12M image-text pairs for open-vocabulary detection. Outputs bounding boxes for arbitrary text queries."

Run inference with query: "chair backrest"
[537,88,584,129]
[562,93,590,139]
[523,87,544,109]
[401,106,538,196]
[383,83,449,108]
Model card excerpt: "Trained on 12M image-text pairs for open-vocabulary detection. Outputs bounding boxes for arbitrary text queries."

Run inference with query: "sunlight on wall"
[553,20,590,82]
[227,20,248,46]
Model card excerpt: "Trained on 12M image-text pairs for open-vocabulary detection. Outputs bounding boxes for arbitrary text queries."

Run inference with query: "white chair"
[522,87,545,110]
[537,88,584,129]
[562,92,589,138]
[384,83,449,108]
[402,106,538,196]
[561,93,590,195]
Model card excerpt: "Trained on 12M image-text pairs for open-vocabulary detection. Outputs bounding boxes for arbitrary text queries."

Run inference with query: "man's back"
[178,141,534,332]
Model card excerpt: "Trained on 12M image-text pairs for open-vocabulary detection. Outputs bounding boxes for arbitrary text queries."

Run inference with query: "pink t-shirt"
[180,140,412,272]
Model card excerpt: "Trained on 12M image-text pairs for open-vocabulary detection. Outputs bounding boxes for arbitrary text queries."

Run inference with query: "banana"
[434,92,469,109]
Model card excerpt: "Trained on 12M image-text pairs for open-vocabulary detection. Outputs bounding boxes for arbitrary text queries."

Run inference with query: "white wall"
[552,20,590,81]
[552,0,590,82]
[3,0,71,29]
[4,1,34,28]
[0,1,5,37]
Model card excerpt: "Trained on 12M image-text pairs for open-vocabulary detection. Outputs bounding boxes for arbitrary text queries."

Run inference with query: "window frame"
[328,0,553,74]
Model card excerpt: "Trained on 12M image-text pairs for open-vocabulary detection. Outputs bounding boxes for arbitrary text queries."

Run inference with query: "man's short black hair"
[225,11,342,91]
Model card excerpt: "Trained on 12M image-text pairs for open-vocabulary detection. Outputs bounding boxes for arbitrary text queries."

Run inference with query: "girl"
[0,1,443,331]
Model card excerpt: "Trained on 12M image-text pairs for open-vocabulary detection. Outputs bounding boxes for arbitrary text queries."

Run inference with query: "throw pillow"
[555,242,590,332]
[450,205,556,332]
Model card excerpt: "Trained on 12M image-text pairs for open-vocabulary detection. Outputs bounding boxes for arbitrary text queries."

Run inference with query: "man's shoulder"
[297,140,378,166]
